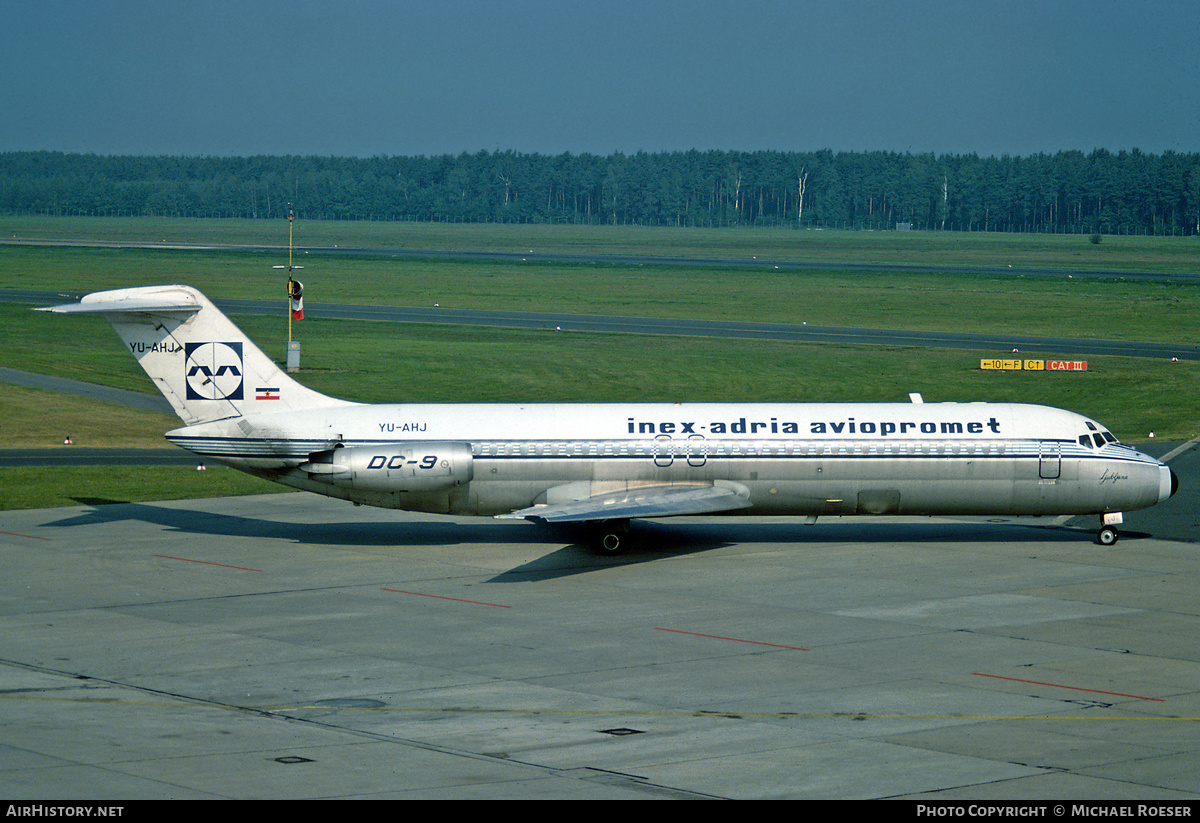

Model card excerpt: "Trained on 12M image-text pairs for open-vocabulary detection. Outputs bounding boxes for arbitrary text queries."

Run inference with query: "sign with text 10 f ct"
[981,359,1088,371]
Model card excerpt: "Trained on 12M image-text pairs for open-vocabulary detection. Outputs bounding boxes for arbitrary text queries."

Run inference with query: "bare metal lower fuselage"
[270,443,1171,519]
[165,401,1176,521]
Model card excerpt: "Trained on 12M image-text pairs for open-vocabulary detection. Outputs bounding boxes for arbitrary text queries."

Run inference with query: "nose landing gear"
[1097,512,1123,546]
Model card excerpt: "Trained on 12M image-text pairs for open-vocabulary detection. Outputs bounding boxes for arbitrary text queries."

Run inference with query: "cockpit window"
[1081,422,1120,447]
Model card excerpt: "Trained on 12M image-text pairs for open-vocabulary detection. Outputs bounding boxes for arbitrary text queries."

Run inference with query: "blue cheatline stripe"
[162,436,1162,467]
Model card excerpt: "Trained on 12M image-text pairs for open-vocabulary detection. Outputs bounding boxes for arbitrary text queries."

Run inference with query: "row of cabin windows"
[472,441,1019,458]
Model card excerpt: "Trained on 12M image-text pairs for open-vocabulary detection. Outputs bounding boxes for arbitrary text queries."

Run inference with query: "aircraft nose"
[1162,465,1179,502]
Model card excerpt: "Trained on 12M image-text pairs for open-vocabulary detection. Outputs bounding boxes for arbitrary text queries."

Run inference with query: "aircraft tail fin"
[39,285,348,425]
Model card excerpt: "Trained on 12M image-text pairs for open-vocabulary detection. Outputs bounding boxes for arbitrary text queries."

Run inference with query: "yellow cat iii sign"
[981,359,1087,371]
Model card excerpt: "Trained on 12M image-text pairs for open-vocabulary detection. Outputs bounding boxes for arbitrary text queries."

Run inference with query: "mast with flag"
[288,275,304,323]
[273,204,305,371]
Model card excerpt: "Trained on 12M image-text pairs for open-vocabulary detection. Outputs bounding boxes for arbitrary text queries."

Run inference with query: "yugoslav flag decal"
[256,387,281,400]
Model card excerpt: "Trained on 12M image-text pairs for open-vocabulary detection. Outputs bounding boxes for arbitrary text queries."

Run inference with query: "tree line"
[3,148,1200,235]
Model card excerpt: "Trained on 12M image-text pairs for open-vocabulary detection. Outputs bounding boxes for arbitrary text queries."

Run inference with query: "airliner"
[41,285,1177,552]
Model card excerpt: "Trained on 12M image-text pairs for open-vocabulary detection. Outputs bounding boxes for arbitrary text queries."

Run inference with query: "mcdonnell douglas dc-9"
[42,285,1177,551]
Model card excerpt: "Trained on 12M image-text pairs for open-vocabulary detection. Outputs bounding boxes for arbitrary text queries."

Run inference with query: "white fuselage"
[166,400,1175,519]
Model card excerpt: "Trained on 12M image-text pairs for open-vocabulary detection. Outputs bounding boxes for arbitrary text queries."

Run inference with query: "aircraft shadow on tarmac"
[52,497,536,547]
[49,496,732,566]
[42,497,1138,583]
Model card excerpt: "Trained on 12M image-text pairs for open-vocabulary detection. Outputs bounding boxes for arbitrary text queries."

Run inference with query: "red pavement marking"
[381,588,510,608]
[153,554,262,572]
[973,672,1164,702]
[655,627,809,651]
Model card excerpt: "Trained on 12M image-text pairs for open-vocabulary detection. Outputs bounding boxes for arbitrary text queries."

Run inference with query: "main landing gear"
[589,519,631,555]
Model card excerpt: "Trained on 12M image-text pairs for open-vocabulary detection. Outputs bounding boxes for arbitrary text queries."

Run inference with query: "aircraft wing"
[497,482,752,523]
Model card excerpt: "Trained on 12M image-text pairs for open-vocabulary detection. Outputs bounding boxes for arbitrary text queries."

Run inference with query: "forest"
[3,147,1199,236]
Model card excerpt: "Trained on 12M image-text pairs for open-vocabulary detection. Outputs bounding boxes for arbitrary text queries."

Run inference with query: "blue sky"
[3,0,1198,158]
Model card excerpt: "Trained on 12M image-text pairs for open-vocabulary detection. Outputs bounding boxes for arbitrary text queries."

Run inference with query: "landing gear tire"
[590,519,630,555]
[1097,526,1119,546]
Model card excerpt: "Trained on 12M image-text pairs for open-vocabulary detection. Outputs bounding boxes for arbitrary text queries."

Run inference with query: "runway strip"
[6,288,1198,362]
[4,236,1198,282]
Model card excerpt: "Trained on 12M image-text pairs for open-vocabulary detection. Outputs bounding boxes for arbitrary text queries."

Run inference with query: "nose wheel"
[1097,512,1123,546]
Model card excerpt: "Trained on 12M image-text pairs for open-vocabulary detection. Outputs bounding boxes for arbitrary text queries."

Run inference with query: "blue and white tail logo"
[40,285,349,424]
[185,342,244,400]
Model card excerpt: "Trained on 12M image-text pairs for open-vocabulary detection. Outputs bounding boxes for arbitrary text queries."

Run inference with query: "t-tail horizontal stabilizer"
[38,285,348,426]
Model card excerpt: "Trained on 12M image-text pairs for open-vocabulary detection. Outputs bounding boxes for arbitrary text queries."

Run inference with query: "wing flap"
[498,481,752,523]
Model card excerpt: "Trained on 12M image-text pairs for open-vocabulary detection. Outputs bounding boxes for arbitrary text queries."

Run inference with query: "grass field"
[2,215,1198,510]
[4,214,1200,272]
[2,244,1197,343]
[0,466,282,510]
